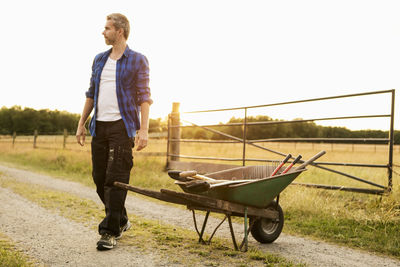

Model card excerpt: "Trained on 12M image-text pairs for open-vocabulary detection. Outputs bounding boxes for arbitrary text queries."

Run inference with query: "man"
[76,13,152,250]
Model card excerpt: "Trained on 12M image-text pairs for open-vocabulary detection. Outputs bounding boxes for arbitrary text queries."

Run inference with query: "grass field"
[0,137,399,259]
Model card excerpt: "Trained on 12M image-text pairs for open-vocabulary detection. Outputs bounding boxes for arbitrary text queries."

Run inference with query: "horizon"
[1,98,395,133]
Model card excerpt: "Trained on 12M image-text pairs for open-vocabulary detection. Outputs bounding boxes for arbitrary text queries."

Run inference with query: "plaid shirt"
[85,45,152,137]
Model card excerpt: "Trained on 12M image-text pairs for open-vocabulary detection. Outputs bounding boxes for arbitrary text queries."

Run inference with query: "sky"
[1,0,399,131]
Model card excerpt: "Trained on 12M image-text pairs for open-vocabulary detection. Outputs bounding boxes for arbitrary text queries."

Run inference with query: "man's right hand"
[76,124,86,146]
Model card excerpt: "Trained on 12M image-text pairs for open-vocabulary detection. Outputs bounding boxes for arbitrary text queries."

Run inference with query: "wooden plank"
[114,182,190,206]
[167,161,238,174]
[160,189,278,219]
[187,205,253,218]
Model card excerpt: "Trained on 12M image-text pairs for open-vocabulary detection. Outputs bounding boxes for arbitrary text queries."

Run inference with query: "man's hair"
[107,13,130,40]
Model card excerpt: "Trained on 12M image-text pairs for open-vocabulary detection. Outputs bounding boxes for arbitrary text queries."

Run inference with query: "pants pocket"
[106,145,133,178]
[121,147,133,171]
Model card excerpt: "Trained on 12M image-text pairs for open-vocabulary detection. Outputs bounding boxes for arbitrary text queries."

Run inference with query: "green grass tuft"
[0,233,35,267]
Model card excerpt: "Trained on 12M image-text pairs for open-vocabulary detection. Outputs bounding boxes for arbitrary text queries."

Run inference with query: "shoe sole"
[97,243,115,250]
[97,241,116,250]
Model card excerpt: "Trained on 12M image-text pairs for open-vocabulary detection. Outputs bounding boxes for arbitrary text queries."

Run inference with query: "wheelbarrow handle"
[295,150,326,170]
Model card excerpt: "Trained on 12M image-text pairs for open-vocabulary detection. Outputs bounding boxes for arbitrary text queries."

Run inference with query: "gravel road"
[0,164,399,267]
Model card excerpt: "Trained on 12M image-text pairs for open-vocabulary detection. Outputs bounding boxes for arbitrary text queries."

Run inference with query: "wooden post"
[242,108,247,166]
[33,130,38,148]
[166,114,171,168]
[170,102,180,162]
[12,132,16,148]
[63,129,68,149]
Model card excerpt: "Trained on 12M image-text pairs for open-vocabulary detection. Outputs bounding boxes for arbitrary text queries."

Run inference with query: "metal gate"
[167,89,396,195]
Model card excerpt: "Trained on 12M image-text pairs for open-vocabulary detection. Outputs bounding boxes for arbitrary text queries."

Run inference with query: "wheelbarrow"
[114,151,325,251]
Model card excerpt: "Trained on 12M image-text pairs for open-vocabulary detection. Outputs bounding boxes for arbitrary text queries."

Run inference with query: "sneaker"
[97,233,116,250]
[116,221,131,240]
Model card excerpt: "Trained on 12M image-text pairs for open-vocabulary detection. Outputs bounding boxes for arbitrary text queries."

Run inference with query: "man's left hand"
[135,129,148,151]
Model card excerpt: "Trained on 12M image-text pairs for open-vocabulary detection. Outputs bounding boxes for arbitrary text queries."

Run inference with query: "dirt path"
[0,164,399,267]
[0,187,166,267]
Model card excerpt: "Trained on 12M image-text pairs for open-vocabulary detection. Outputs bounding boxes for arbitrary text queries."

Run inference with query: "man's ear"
[118,28,125,38]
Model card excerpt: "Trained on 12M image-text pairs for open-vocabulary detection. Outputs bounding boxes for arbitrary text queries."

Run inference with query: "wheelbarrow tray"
[179,169,305,208]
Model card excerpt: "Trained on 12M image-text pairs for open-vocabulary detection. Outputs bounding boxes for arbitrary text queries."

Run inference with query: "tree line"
[181,115,400,144]
[0,107,398,144]
[0,106,166,135]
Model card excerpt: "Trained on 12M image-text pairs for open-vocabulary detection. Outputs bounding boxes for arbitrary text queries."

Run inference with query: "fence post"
[242,108,247,166]
[33,130,38,148]
[63,129,68,149]
[166,114,171,167]
[387,89,395,192]
[170,102,180,162]
[12,132,16,148]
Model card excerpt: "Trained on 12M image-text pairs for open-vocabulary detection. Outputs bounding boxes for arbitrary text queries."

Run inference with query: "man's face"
[102,20,119,45]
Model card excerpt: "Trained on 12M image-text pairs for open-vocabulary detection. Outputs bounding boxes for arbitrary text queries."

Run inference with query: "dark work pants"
[91,119,134,236]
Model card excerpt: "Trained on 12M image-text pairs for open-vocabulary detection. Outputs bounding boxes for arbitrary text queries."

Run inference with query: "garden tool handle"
[281,155,302,174]
[179,170,224,184]
[271,154,292,176]
[295,150,326,170]
[179,170,198,178]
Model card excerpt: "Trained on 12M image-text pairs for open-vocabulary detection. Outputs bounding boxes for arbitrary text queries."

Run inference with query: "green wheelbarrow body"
[199,170,303,208]
[177,168,304,208]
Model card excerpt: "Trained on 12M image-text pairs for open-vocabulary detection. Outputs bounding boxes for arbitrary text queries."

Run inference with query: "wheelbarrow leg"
[192,210,201,236]
[239,215,256,252]
[191,210,209,243]
[207,215,227,244]
[199,211,210,244]
[239,207,249,252]
[227,215,239,250]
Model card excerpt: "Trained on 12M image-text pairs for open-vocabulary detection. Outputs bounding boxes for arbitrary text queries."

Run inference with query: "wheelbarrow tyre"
[250,201,284,243]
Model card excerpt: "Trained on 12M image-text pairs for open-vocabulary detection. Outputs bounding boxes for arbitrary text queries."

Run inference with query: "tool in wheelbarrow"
[295,150,326,170]
[270,154,292,176]
[114,150,326,251]
[168,152,313,193]
[168,153,293,190]
[281,154,302,174]
[169,153,293,186]
[168,169,254,192]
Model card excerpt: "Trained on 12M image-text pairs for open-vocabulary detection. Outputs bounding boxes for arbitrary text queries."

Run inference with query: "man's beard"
[105,37,115,45]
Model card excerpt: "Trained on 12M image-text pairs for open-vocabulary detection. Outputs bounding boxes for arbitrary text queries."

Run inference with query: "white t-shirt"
[96,57,122,121]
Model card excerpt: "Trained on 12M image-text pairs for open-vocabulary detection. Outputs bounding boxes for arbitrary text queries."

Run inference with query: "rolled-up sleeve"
[85,59,96,99]
[135,55,153,105]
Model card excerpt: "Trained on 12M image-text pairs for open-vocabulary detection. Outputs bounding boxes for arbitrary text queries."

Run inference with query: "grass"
[0,232,35,267]
[0,140,399,259]
[281,186,400,257]
[0,175,301,266]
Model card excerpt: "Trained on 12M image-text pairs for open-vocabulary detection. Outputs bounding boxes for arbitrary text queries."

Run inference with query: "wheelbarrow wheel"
[250,201,284,243]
